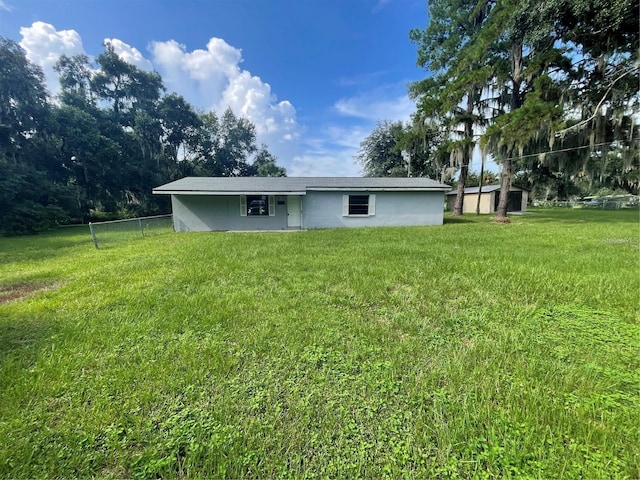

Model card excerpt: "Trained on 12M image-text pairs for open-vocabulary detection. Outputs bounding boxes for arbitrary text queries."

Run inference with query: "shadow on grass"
[0,226,93,265]
[0,313,57,366]
[443,215,490,224]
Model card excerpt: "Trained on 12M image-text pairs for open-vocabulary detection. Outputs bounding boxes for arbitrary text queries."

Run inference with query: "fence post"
[89,222,99,249]
[138,218,144,237]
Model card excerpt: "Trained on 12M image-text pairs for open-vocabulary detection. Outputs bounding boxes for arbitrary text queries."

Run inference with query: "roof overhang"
[152,190,307,196]
[308,187,450,192]
[153,177,453,196]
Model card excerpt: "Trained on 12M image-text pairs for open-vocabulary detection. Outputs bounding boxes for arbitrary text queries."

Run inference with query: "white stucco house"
[153,177,451,231]
[446,185,529,214]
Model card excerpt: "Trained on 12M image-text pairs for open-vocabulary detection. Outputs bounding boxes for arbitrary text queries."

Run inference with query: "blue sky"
[0,0,434,176]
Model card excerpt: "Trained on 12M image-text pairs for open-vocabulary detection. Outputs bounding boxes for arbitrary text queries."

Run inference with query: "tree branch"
[555,65,639,137]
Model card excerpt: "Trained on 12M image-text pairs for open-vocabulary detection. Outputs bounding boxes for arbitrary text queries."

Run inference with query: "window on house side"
[349,195,369,215]
[343,194,375,216]
[240,195,275,216]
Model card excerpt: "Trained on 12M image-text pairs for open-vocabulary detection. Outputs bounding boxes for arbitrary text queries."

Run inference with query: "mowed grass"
[0,209,638,479]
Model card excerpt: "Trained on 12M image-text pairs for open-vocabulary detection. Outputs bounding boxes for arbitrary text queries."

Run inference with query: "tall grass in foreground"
[0,209,638,478]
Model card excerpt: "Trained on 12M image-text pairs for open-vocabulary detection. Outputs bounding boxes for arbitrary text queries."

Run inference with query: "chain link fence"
[532,196,639,210]
[88,214,173,248]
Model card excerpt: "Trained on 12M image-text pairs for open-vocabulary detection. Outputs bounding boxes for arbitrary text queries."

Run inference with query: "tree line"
[0,39,286,235]
[357,0,639,219]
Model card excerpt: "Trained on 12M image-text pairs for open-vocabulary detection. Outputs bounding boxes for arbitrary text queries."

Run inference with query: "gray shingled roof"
[153,177,451,195]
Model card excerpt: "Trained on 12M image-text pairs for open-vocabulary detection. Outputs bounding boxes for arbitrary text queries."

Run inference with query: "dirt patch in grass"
[0,282,56,303]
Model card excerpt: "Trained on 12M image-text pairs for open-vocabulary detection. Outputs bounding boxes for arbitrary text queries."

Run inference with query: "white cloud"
[19,21,86,96]
[335,93,414,122]
[149,39,238,101]
[104,38,153,71]
[149,37,301,167]
[0,0,12,11]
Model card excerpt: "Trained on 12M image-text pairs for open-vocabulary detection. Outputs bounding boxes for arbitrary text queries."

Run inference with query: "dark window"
[494,191,523,212]
[349,195,369,215]
[247,195,268,216]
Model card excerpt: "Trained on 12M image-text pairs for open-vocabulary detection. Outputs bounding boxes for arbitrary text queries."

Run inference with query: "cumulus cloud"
[149,37,301,165]
[19,21,86,96]
[104,38,153,71]
[149,39,238,103]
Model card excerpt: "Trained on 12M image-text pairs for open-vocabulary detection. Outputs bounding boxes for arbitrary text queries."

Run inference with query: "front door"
[287,196,302,228]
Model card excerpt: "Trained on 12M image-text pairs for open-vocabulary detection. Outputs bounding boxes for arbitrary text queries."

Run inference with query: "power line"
[469,141,628,167]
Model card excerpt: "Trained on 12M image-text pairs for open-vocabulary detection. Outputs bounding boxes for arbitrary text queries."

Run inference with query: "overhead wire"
[464,140,631,168]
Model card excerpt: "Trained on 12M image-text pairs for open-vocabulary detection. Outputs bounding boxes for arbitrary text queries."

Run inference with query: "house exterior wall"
[171,191,445,231]
[171,195,289,231]
[302,191,444,229]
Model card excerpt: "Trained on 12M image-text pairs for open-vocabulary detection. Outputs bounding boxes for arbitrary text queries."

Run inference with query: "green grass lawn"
[1,209,638,479]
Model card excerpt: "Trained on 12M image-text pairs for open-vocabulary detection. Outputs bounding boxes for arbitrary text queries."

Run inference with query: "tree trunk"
[453,151,469,216]
[453,94,475,216]
[475,153,485,215]
[495,157,512,221]
[496,42,523,223]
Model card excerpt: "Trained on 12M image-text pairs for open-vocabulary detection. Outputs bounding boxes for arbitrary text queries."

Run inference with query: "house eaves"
[153,176,452,195]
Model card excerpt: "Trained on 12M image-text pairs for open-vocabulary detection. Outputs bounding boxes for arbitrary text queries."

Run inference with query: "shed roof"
[153,177,451,196]
[445,184,529,195]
